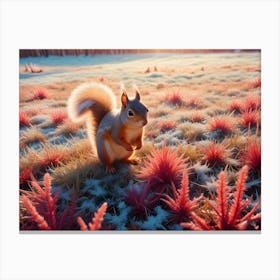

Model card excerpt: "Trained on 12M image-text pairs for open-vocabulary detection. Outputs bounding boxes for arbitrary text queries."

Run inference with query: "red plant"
[241,138,261,171]
[21,195,50,230]
[241,110,260,128]
[51,111,67,125]
[208,116,234,134]
[20,167,33,186]
[191,112,203,122]
[228,100,242,113]
[124,183,158,219]
[186,97,200,108]
[181,166,261,230]
[38,148,65,170]
[243,95,261,111]
[77,202,107,230]
[158,120,176,132]
[33,88,49,100]
[213,170,231,229]
[181,212,212,231]
[250,77,261,88]
[21,173,57,229]
[203,142,229,166]
[215,166,261,230]
[19,112,31,127]
[20,173,77,230]
[161,169,202,223]
[138,142,186,190]
[164,90,185,106]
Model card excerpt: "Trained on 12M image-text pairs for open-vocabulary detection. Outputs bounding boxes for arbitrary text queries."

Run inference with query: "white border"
[1,1,279,280]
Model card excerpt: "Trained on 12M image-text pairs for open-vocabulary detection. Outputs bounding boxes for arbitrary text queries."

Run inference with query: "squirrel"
[67,82,149,173]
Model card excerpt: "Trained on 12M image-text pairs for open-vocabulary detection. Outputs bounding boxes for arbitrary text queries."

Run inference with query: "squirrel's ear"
[120,83,129,107]
[133,84,141,100]
[135,90,141,101]
[121,92,129,108]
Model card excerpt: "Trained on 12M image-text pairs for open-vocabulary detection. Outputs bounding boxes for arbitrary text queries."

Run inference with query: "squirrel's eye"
[128,110,134,117]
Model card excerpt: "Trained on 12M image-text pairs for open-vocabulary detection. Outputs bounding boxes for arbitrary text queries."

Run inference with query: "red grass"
[77,202,107,231]
[51,111,67,125]
[161,169,202,223]
[213,170,230,229]
[19,112,31,127]
[243,95,261,111]
[241,138,261,171]
[215,166,261,230]
[20,173,78,230]
[228,100,243,113]
[208,116,234,134]
[203,142,229,166]
[181,212,212,231]
[241,111,260,128]
[219,166,260,230]
[124,183,158,219]
[186,97,200,108]
[33,88,49,100]
[21,173,57,229]
[138,142,186,190]
[20,167,33,185]
[44,173,56,228]
[164,90,185,106]
[158,120,176,132]
[38,148,65,169]
[250,77,261,88]
[21,195,50,230]
[182,166,261,230]
[191,112,203,122]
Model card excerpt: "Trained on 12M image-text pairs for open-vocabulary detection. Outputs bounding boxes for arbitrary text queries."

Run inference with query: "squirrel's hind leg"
[103,148,116,173]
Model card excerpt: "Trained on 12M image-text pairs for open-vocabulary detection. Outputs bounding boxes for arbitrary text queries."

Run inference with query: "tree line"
[19,49,259,58]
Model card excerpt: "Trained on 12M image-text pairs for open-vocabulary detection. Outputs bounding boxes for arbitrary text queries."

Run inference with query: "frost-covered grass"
[19,51,261,231]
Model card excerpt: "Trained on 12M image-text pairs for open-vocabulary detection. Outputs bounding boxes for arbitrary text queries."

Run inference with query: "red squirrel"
[67,82,149,173]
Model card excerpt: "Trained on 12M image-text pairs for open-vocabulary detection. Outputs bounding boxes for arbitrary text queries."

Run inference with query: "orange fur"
[68,82,148,172]
[133,129,143,149]
[102,131,115,172]
[68,83,116,137]
[119,124,134,151]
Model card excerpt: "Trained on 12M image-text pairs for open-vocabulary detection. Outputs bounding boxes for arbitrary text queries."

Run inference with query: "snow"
[83,178,107,197]
[105,201,131,230]
[19,52,260,87]
[140,206,169,230]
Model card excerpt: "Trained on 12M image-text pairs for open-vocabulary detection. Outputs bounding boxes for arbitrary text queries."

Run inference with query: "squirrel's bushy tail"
[67,82,116,150]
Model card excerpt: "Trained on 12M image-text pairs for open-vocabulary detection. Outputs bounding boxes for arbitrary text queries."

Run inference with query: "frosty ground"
[19,52,261,231]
